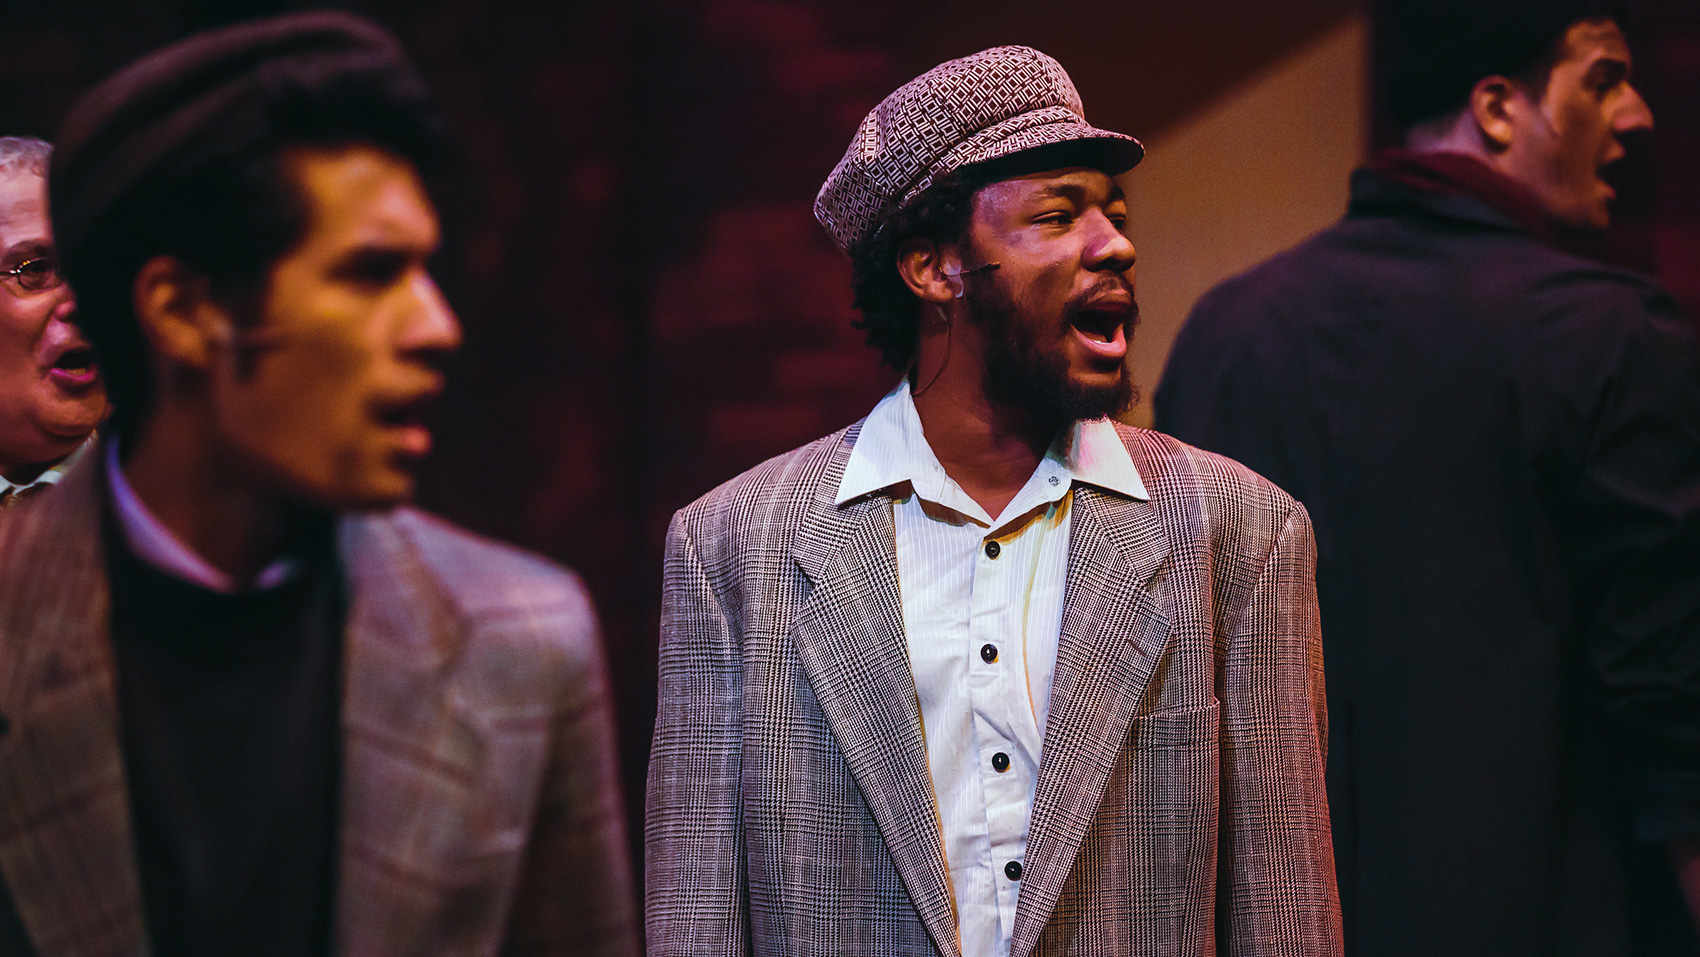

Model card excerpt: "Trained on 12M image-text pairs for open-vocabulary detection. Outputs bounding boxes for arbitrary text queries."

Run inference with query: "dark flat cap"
[51,11,409,266]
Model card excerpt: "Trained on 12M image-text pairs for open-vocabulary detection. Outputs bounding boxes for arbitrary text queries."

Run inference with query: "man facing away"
[0,137,104,509]
[648,45,1341,957]
[1156,1,1700,954]
[0,14,635,956]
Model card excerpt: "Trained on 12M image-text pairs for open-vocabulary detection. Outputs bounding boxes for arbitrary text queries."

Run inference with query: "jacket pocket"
[1126,699,1220,751]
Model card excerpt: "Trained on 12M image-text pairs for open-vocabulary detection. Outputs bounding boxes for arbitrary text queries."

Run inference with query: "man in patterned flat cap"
[0,13,635,956]
[648,45,1341,957]
[1158,1,1700,953]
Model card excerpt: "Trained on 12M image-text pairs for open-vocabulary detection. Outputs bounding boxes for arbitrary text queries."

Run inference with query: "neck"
[1,461,50,486]
[1400,121,1543,206]
[1,438,82,486]
[121,399,293,582]
[910,362,1058,520]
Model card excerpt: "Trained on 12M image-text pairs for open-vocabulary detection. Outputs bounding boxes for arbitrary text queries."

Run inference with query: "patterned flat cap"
[815,45,1144,253]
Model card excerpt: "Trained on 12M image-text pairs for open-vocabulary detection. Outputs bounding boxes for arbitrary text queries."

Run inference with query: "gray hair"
[0,137,51,177]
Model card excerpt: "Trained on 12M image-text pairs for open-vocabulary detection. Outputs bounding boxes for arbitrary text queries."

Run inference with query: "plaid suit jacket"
[647,421,1340,957]
[0,453,637,957]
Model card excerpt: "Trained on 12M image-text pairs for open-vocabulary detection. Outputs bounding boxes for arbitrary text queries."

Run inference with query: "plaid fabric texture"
[647,421,1342,956]
[813,45,1143,253]
[0,452,637,957]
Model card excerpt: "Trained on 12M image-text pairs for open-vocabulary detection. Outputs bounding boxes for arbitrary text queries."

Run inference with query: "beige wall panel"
[1123,12,1369,428]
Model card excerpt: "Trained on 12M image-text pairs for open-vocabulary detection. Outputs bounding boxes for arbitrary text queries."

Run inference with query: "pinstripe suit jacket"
[0,453,637,957]
[647,421,1340,957]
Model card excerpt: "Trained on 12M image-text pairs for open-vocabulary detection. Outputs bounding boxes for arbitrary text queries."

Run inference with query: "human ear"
[896,237,960,305]
[1468,75,1521,152]
[131,255,232,373]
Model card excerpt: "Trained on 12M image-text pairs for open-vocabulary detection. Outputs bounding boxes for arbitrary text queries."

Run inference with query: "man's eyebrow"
[334,236,437,259]
[1031,183,1084,201]
[325,238,438,276]
[1586,56,1630,84]
[1031,181,1124,203]
[0,239,52,263]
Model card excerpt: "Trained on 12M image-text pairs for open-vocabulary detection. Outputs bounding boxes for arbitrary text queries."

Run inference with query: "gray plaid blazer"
[0,452,637,957]
[647,421,1340,957]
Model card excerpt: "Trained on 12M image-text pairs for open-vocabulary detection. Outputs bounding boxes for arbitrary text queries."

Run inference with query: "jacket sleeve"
[501,580,638,957]
[646,510,750,956]
[1218,503,1343,956]
[1564,288,1700,843]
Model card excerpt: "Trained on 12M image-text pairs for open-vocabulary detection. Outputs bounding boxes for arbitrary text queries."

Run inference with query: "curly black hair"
[848,168,989,371]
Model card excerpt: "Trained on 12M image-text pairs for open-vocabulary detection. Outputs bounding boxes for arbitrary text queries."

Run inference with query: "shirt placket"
[967,524,1036,953]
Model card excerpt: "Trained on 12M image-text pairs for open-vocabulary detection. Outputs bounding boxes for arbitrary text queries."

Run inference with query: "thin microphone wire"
[912,306,953,398]
[912,261,997,398]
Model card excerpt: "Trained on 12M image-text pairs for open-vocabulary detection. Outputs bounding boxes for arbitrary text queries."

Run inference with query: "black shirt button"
[992,751,1010,772]
[984,540,1000,559]
[1005,860,1023,880]
[980,643,998,663]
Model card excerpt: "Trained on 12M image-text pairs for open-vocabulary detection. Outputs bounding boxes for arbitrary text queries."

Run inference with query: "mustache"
[1071,279,1138,324]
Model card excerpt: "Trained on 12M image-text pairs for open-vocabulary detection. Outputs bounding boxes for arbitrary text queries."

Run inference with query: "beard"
[962,272,1135,423]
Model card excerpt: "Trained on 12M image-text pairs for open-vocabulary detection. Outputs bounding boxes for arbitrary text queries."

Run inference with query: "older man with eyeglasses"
[0,136,105,509]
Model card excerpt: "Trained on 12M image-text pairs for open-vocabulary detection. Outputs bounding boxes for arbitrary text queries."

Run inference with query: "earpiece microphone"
[941,261,1001,297]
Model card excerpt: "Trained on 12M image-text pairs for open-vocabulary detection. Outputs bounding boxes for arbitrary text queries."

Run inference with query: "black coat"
[1155,169,1700,957]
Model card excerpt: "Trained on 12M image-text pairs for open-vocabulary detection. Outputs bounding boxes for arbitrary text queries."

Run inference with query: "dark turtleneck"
[104,514,344,957]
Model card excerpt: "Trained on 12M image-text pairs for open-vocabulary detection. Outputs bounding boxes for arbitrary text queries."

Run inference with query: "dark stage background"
[5,0,1697,906]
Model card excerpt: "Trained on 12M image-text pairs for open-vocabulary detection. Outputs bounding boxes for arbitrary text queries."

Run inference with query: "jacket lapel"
[1009,486,1173,957]
[788,439,961,957]
[332,513,472,953]
[0,455,149,957]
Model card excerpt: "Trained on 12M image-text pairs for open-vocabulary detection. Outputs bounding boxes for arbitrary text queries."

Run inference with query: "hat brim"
[894,106,1145,218]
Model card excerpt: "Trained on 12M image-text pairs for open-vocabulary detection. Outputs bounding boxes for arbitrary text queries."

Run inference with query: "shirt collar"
[104,439,300,594]
[836,379,1147,523]
[0,435,95,496]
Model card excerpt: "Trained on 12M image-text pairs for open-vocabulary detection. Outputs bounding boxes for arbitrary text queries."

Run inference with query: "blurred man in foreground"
[0,136,104,509]
[0,14,635,955]
[1157,1,1700,954]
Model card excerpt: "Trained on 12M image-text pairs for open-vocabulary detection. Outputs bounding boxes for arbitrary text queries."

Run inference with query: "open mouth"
[1069,299,1133,361]
[47,346,100,388]
[377,393,440,458]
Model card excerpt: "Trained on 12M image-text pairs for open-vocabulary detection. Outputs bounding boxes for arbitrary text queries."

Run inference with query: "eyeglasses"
[1,256,62,295]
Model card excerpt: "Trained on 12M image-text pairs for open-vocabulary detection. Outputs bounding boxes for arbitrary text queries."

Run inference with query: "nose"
[403,271,462,356]
[1616,83,1654,134]
[1086,209,1136,274]
[47,283,77,323]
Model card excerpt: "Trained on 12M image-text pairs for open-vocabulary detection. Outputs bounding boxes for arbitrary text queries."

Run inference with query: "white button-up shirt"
[836,381,1147,957]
